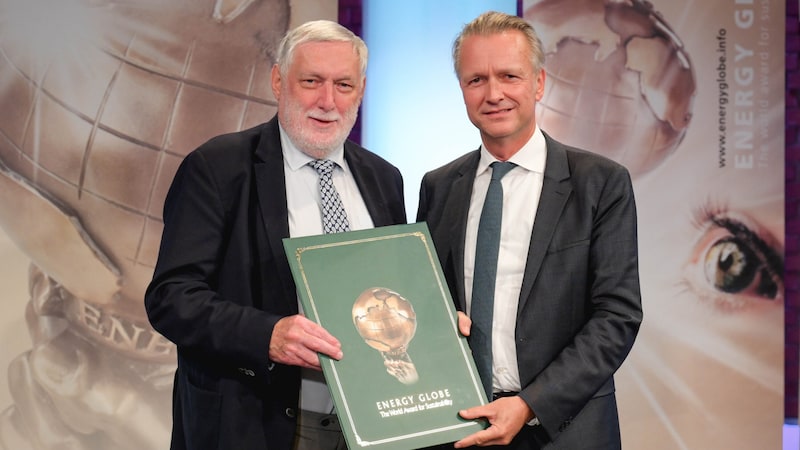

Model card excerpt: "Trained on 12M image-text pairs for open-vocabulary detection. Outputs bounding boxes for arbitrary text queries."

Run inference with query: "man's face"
[272,41,364,158]
[457,31,544,158]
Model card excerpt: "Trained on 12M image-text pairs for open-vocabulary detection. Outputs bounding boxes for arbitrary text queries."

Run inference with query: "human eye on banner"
[363,1,785,450]
[524,3,784,449]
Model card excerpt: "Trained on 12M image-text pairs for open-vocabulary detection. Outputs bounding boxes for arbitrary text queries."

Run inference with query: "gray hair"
[276,20,367,78]
[452,11,545,77]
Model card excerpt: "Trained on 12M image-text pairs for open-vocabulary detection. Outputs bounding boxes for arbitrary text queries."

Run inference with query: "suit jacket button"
[285,408,296,418]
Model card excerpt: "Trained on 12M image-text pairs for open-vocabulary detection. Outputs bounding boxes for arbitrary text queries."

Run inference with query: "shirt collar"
[477,126,547,176]
[279,123,346,172]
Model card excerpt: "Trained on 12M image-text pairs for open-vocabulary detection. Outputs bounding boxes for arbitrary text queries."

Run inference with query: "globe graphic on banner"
[0,0,287,358]
[525,0,696,177]
[0,1,288,448]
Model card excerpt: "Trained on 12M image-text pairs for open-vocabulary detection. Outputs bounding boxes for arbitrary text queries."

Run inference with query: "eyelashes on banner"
[681,202,784,311]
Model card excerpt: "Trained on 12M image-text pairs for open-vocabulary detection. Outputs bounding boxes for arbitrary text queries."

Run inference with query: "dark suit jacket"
[416,132,642,449]
[145,116,406,450]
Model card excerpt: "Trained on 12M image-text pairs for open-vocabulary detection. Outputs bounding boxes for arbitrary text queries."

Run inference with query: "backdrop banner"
[521,1,786,448]
[0,1,335,448]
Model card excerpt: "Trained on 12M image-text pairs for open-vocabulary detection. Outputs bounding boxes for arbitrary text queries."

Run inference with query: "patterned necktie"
[309,159,351,234]
[470,161,516,398]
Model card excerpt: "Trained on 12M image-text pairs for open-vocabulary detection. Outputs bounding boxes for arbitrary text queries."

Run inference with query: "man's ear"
[534,69,546,101]
[270,64,282,100]
[358,76,366,103]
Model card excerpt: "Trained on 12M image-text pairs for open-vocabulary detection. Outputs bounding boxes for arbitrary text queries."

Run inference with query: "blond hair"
[452,11,545,76]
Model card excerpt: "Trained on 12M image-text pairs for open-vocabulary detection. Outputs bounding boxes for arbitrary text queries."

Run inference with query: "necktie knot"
[309,159,336,176]
[490,161,516,181]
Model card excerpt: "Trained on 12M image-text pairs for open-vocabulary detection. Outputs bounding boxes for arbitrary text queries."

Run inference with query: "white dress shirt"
[464,126,546,393]
[280,125,374,414]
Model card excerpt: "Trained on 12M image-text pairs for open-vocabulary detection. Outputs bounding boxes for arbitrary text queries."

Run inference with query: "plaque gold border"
[284,223,486,449]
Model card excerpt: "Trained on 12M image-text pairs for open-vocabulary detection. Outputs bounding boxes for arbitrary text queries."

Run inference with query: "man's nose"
[318,82,336,110]
[486,77,504,102]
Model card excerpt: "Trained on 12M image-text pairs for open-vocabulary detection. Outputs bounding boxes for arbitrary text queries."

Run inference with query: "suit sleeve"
[521,163,643,437]
[144,150,277,375]
[416,174,430,223]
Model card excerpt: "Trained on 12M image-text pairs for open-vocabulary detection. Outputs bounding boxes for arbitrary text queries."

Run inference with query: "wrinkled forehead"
[288,41,362,77]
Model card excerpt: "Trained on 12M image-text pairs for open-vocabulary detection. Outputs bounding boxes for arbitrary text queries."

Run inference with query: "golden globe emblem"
[352,287,419,384]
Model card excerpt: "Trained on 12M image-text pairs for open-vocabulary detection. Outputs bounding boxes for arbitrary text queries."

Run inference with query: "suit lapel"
[345,144,390,227]
[517,135,571,313]
[444,152,480,310]
[253,118,296,303]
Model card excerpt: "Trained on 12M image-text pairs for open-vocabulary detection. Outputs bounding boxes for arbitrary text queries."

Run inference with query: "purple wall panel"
[785,0,798,420]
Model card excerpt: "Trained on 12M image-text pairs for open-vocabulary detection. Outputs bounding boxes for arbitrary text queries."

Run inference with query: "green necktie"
[470,161,516,398]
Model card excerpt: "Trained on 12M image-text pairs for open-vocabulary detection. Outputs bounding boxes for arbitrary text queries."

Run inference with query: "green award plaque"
[283,222,487,450]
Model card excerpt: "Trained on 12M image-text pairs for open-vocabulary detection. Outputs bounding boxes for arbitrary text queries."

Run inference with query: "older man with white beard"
[145,20,406,450]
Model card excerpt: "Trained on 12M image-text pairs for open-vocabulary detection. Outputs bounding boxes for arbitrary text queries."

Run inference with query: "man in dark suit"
[417,12,642,449]
[145,20,406,450]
